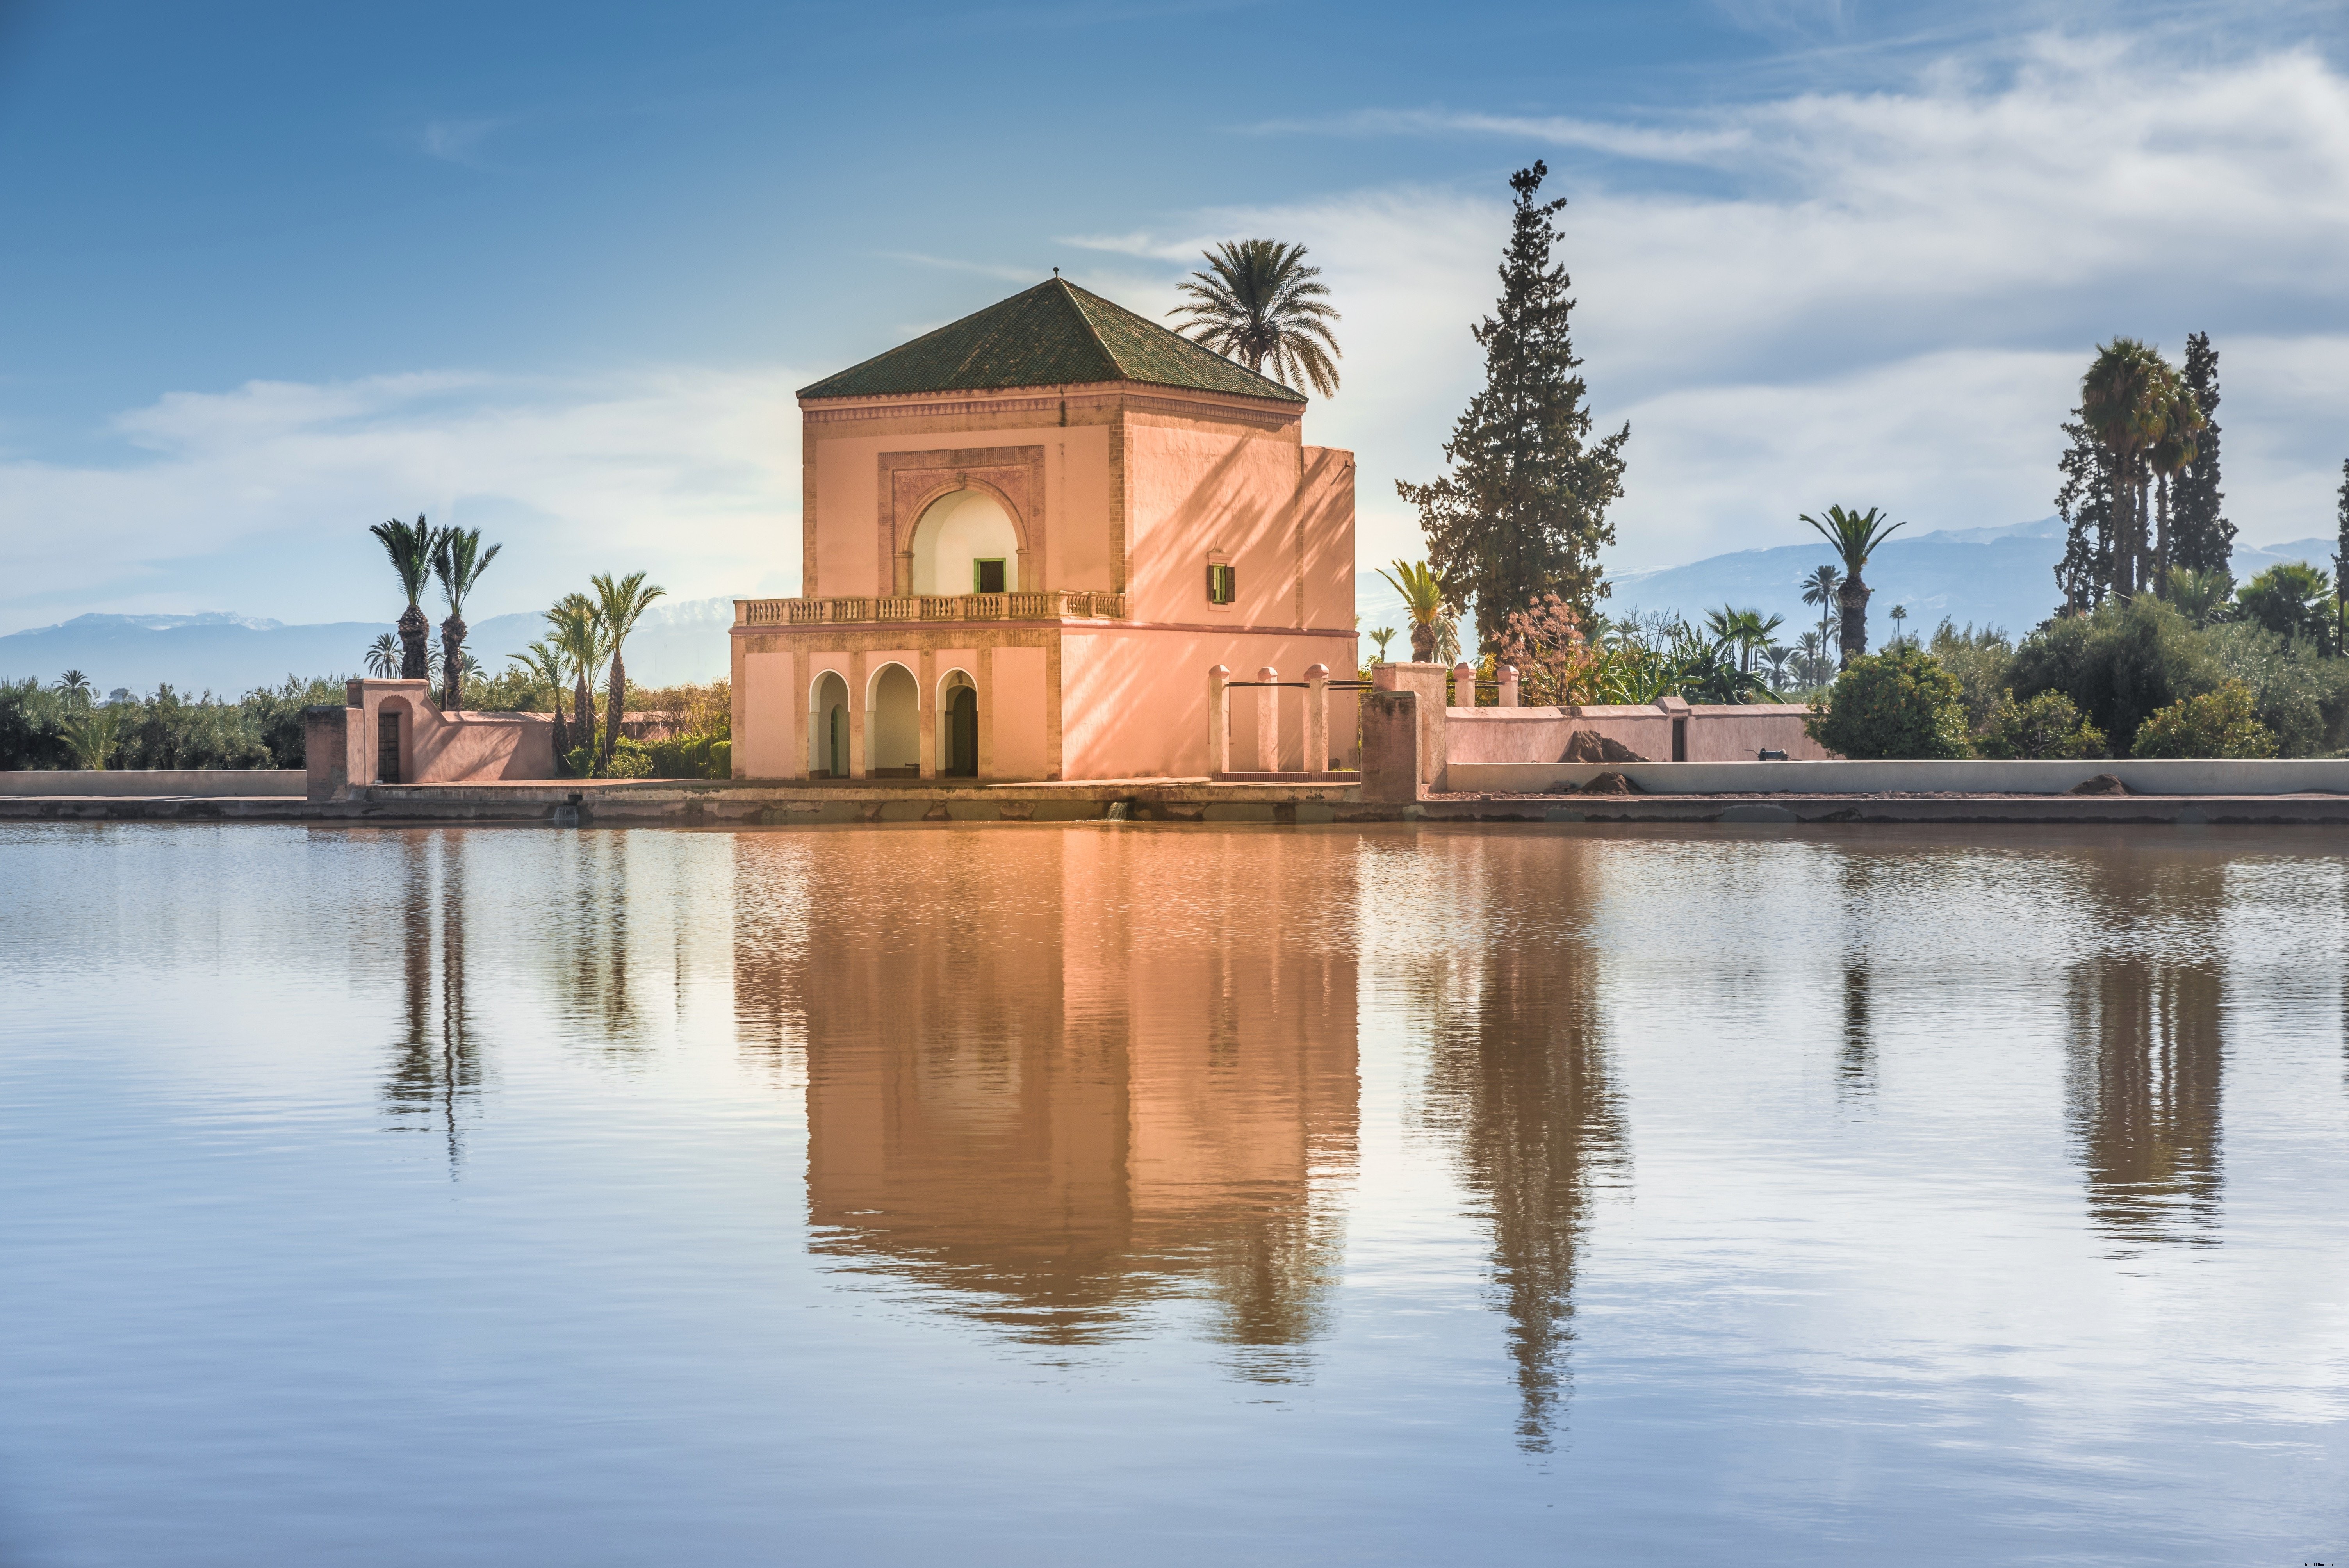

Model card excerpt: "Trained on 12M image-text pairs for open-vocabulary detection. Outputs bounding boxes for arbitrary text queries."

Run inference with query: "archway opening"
[911,489,1020,595]
[869,664,920,777]
[376,698,411,783]
[811,672,850,778]
[939,671,978,777]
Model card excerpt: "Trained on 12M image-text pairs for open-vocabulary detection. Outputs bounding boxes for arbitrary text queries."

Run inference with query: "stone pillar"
[1207,664,1231,775]
[1362,689,1420,802]
[1304,663,1330,776]
[1374,662,1449,793]
[1497,664,1519,708]
[1257,666,1280,773]
[304,705,349,802]
[917,647,937,779]
[1451,661,1477,710]
[847,652,868,780]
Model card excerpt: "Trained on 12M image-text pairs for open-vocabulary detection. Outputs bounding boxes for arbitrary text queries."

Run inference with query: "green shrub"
[2131,680,2278,759]
[1975,689,2107,759]
[644,731,730,779]
[2205,621,2349,757]
[1927,620,2017,734]
[1805,645,1970,759]
[708,739,731,777]
[2009,596,2221,754]
[2233,561,2333,645]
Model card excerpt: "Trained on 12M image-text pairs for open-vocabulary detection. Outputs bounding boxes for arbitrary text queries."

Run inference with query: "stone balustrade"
[736,590,1128,627]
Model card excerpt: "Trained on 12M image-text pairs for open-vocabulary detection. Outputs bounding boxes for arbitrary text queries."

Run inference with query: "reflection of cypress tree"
[1839,954,1874,1096]
[1423,909,1623,1451]
[2065,959,2224,1248]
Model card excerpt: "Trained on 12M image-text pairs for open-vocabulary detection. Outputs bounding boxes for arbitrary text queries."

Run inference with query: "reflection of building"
[734,832,1358,1362]
[1417,847,1625,1452]
[730,279,1358,781]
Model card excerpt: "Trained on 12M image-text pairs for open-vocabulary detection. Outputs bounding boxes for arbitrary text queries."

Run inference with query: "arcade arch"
[910,488,1021,595]
[809,671,850,778]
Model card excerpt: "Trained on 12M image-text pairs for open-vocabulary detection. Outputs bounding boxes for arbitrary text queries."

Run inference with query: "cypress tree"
[2052,412,2118,613]
[1399,161,1629,645]
[2333,458,2349,650]
[2171,331,2233,576]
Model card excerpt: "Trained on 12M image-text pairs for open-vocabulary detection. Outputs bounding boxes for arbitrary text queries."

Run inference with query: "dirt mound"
[2069,773,2132,796]
[1562,730,1647,764]
[1574,770,1642,795]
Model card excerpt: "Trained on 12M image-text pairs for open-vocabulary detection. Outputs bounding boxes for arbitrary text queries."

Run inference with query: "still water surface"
[2,822,2345,1564]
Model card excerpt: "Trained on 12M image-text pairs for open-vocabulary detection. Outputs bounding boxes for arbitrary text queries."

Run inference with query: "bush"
[566,736,656,778]
[2009,597,2221,754]
[2233,562,2333,645]
[2205,621,2349,757]
[1975,690,2107,759]
[2132,681,2278,758]
[0,674,345,771]
[1805,645,1970,759]
[645,731,730,779]
[1927,620,2018,734]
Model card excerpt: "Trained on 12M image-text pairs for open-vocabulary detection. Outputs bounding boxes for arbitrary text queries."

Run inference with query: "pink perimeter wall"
[1061,628,1360,779]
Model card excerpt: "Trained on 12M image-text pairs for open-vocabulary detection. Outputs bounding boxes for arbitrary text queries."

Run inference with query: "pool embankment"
[6,775,2349,825]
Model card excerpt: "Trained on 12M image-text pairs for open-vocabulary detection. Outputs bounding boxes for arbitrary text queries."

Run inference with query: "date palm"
[364,633,399,677]
[510,639,570,758]
[1368,626,1397,663]
[1799,563,1842,652]
[2080,339,2169,598]
[1168,239,1341,397]
[53,669,93,703]
[431,527,501,711]
[547,594,608,770]
[1800,505,1905,668]
[1377,559,1447,662]
[590,571,665,769]
[369,515,444,680]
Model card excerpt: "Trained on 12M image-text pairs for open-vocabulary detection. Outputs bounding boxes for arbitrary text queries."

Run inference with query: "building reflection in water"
[733,830,1358,1378]
[1410,841,1626,1453]
[2063,857,2226,1251]
[382,832,483,1174]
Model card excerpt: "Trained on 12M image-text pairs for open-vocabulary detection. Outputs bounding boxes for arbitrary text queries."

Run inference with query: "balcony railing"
[737,590,1127,627]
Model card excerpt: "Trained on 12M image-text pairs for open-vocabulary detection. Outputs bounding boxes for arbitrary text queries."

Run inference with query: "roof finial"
[1053,267,1060,278]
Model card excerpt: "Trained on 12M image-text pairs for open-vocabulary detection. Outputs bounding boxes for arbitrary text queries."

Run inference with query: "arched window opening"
[868,664,920,777]
[911,489,1021,595]
[811,672,851,778]
[939,670,978,778]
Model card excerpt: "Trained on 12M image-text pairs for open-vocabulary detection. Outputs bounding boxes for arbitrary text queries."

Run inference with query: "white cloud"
[0,369,806,634]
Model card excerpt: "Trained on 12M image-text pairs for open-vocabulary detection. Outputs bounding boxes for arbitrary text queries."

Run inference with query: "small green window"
[973,558,1007,594]
[1207,562,1235,605]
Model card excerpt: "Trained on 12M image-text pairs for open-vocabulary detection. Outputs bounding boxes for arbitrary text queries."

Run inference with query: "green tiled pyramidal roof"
[797,277,1308,404]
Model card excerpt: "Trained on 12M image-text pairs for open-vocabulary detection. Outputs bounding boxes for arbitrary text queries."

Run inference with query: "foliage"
[1368,626,1397,662]
[371,514,444,680]
[1974,690,2107,759]
[1925,620,2018,734]
[2160,565,2233,628]
[2235,561,2333,646]
[1800,504,1905,667]
[1396,160,1629,638]
[2205,620,2349,757]
[2007,596,2221,754]
[1804,645,1969,760]
[1702,604,1784,674]
[644,732,731,780]
[2171,333,2233,576]
[1167,239,1341,397]
[2130,680,2277,759]
[364,633,399,677]
[625,679,732,738]
[2053,409,2121,612]
[0,674,344,771]
[432,526,502,711]
[2066,338,2203,605]
[1489,593,1598,706]
[589,570,665,770]
[569,735,656,779]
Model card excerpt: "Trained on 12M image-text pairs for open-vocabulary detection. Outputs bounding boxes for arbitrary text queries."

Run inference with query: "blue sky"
[4,0,2348,635]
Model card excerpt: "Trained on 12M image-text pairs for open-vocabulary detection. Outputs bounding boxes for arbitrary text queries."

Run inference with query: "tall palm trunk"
[573,670,595,769]
[2154,470,2174,588]
[397,604,431,680]
[439,613,467,711]
[1837,579,1871,668]
[601,647,626,770]
[1409,622,1436,661]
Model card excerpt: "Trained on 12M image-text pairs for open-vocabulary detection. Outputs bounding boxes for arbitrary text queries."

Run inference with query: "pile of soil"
[2069,773,2133,796]
[1576,770,1642,795]
[1562,730,1647,764]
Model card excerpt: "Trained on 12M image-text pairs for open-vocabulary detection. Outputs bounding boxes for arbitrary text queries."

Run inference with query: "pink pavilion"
[729,278,1358,782]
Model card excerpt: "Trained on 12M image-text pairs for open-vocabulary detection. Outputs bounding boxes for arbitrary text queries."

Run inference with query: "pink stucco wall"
[1060,629,1360,779]
[333,681,559,791]
[1440,700,1831,769]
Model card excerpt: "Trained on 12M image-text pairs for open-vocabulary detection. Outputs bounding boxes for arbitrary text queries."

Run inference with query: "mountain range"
[5,524,2341,696]
[1608,519,2339,643]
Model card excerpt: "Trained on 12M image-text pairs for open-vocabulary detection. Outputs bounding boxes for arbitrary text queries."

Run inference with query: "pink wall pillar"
[1207,664,1230,774]
[1496,664,1519,708]
[1451,662,1477,709]
[1256,666,1279,773]
[1304,663,1329,775]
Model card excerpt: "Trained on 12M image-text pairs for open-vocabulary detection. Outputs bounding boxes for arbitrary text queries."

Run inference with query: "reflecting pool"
[2,822,2345,1565]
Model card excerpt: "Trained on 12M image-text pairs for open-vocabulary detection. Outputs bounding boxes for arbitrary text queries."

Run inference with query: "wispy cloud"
[419,116,509,166]
[1244,107,1757,166]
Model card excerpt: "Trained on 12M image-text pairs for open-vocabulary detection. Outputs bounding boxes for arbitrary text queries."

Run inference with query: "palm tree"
[2162,565,2230,627]
[1703,605,1785,675]
[369,515,444,679]
[1799,564,1843,654]
[53,669,93,702]
[431,527,502,711]
[589,571,665,770]
[1368,626,1397,663]
[1800,505,1906,668]
[364,633,399,677]
[2148,378,2206,585]
[2080,339,2170,599]
[510,639,570,759]
[1889,604,1909,647]
[547,594,608,769]
[1377,559,1448,662]
[1168,239,1342,397]
[60,703,123,770]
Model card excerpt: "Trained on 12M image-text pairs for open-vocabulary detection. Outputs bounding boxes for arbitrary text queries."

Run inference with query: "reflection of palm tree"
[382,834,481,1176]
